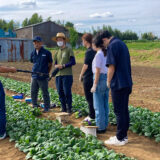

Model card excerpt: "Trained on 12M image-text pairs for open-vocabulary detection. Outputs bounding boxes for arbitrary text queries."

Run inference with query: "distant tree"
[141,32,157,40]
[46,16,52,21]
[0,19,7,31]
[91,25,139,40]
[7,20,14,30]
[22,18,29,27]
[28,13,43,25]
[65,21,74,28]
[0,19,18,31]
[54,20,65,26]
[22,13,43,27]
[69,27,79,47]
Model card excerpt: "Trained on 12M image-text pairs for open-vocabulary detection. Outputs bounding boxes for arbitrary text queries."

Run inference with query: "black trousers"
[111,87,132,141]
[83,77,95,119]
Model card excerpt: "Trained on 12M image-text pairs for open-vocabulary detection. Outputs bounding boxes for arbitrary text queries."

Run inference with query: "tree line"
[0,13,159,47]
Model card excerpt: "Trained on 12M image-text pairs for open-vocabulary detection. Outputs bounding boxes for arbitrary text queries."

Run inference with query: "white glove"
[91,83,97,93]
[107,81,110,89]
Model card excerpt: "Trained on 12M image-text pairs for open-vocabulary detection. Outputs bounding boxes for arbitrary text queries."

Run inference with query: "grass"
[47,41,160,65]
[126,41,160,50]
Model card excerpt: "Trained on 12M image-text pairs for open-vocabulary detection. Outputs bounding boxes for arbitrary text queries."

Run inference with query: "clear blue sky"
[0,0,160,36]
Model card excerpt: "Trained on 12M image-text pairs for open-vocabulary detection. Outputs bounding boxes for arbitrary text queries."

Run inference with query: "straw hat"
[52,32,69,42]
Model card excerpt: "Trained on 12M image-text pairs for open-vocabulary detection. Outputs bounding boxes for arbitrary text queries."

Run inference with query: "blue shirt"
[30,47,53,79]
[106,37,132,91]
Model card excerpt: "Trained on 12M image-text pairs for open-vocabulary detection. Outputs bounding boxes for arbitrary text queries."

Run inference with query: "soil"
[0,62,160,160]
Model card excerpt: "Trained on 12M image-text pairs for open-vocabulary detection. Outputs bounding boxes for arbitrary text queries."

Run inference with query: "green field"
[49,41,160,65]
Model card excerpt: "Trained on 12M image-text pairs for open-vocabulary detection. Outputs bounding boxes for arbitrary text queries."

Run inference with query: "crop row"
[0,76,160,142]
[6,96,135,160]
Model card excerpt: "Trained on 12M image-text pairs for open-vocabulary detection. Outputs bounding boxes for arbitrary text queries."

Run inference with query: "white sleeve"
[95,53,103,69]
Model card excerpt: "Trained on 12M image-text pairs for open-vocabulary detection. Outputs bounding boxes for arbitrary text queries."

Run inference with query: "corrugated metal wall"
[0,39,34,62]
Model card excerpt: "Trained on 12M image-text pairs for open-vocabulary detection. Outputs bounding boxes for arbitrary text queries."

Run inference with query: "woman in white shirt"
[91,34,109,134]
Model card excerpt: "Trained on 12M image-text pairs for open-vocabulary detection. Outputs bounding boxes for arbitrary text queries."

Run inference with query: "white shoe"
[108,136,128,143]
[0,132,6,140]
[84,116,92,121]
[104,136,126,146]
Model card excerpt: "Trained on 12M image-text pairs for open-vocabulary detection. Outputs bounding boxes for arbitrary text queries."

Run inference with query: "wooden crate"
[80,125,98,137]
[55,112,70,123]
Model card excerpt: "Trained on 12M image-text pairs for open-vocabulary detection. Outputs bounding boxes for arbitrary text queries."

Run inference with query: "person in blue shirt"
[99,31,132,146]
[30,36,53,112]
[0,65,17,140]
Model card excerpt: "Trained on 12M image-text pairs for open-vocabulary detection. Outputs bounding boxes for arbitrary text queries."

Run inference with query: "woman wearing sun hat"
[52,32,76,113]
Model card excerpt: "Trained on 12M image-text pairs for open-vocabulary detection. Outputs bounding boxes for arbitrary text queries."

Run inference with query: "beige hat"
[52,32,69,42]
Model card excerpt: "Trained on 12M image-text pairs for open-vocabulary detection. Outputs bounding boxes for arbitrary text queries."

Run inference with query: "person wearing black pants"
[79,33,96,120]
[0,66,17,140]
[99,30,132,146]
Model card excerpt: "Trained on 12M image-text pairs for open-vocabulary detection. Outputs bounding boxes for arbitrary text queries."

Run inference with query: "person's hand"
[55,64,63,69]
[10,67,17,73]
[79,75,83,82]
[91,83,97,93]
[107,81,110,89]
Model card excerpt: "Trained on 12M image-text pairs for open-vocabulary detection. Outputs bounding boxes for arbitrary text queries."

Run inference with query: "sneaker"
[107,136,128,143]
[84,116,93,121]
[0,132,6,140]
[104,136,126,146]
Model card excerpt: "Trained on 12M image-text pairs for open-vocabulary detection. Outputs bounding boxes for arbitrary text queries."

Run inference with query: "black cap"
[33,36,42,42]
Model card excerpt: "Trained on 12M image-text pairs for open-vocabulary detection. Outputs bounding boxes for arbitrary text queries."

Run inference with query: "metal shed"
[15,21,69,47]
[0,38,34,62]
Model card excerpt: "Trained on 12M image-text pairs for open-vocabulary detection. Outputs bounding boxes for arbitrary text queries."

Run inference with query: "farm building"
[15,21,69,47]
[0,38,34,62]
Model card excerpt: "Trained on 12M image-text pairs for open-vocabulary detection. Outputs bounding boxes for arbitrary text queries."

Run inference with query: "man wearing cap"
[30,36,53,112]
[0,65,17,140]
[52,32,76,113]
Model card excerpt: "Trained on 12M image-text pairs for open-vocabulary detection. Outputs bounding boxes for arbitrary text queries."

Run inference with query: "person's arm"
[79,64,88,82]
[55,56,76,69]
[107,64,115,88]
[48,63,52,73]
[91,67,100,92]
[0,66,17,73]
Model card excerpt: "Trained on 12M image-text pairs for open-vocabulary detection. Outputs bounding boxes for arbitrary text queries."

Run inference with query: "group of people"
[80,31,132,146]
[0,30,132,147]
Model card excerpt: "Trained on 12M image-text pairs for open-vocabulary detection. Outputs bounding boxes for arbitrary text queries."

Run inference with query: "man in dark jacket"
[30,36,53,112]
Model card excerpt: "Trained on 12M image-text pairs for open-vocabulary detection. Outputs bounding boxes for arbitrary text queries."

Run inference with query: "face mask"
[57,41,64,47]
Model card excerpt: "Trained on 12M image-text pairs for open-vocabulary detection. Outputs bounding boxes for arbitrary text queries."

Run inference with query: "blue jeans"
[56,75,73,111]
[0,81,6,135]
[93,74,109,131]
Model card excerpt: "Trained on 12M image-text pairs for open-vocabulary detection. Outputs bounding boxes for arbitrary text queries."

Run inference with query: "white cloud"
[89,12,113,18]
[19,0,36,8]
[128,19,136,22]
[51,11,64,16]
[75,23,84,27]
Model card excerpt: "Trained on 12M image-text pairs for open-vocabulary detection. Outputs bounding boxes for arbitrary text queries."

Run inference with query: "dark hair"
[92,33,107,56]
[82,33,93,44]
[99,30,112,39]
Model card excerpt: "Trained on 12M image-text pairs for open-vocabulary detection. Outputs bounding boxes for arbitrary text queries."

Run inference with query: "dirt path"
[0,138,26,160]
[0,62,160,112]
